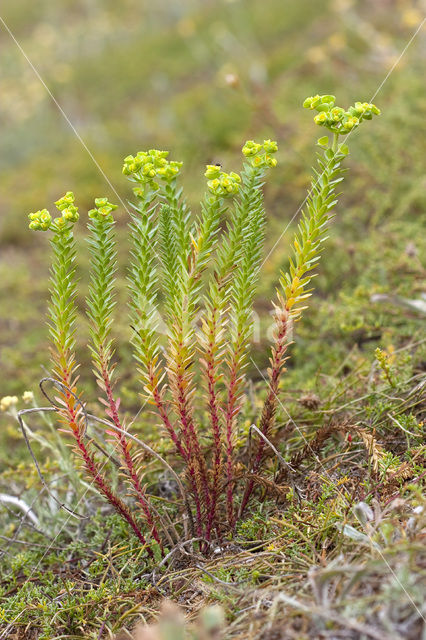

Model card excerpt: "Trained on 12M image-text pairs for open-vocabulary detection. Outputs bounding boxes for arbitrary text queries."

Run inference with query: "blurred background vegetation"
[0,0,425,468]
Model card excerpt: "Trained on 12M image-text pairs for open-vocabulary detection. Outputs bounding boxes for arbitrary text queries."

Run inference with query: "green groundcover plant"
[25,95,380,557]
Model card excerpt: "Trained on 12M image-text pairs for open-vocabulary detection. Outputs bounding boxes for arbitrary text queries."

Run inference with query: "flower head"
[122,154,144,175]
[263,139,278,154]
[304,94,380,135]
[204,164,222,180]
[343,116,359,131]
[314,112,328,126]
[55,191,75,211]
[28,209,52,232]
[303,94,322,110]
[22,391,34,404]
[206,169,241,197]
[132,186,145,199]
[242,139,279,168]
[123,149,182,189]
[0,396,18,412]
[53,216,68,231]
[61,205,79,222]
[29,192,80,231]
[242,140,263,157]
[330,107,345,122]
[56,191,79,224]
[88,198,117,222]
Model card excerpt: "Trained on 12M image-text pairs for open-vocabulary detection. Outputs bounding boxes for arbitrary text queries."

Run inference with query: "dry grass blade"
[353,425,386,473]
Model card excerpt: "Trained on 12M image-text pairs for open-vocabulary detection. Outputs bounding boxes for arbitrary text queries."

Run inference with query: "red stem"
[58,367,154,557]
[239,309,290,517]
[100,358,163,551]
[75,430,153,553]
[174,371,211,534]
[224,356,240,529]
[204,327,222,539]
[148,365,204,538]
[149,366,186,459]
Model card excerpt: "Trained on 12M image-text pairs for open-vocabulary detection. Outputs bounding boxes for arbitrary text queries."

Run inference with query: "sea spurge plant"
[28,193,156,557]
[86,200,162,549]
[27,95,379,555]
[240,95,379,513]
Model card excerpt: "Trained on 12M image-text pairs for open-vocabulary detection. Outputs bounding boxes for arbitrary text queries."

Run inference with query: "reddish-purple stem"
[58,368,153,557]
[240,309,290,516]
[175,373,211,532]
[148,366,204,537]
[224,357,240,528]
[204,329,222,539]
[100,358,163,551]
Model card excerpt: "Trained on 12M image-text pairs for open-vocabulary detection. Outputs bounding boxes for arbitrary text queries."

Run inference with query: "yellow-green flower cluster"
[132,187,145,199]
[28,208,52,231]
[204,165,241,197]
[122,149,183,193]
[29,191,80,232]
[55,191,79,223]
[88,197,117,222]
[242,139,278,168]
[303,95,380,134]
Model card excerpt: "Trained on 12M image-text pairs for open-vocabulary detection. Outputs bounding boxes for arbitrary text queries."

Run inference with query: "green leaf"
[317,136,329,147]
[315,104,330,113]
